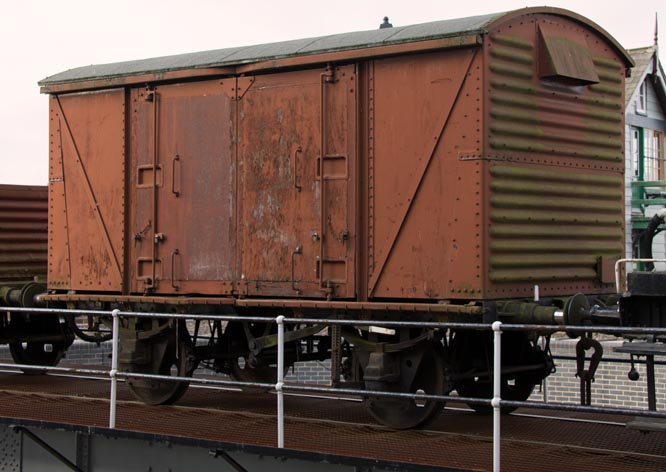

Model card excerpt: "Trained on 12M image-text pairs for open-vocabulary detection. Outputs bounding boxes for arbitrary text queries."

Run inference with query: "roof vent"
[380,17,393,29]
[538,22,599,86]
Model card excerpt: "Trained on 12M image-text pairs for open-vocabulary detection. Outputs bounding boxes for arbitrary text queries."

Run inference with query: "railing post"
[276,315,285,448]
[492,321,502,472]
[109,309,120,429]
[541,336,549,403]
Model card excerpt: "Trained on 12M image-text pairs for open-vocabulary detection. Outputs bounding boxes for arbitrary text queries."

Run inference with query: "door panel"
[368,49,477,299]
[238,66,356,298]
[130,80,235,294]
[49,90,125,292]
[130,86,157,292]
[320,66,356,298]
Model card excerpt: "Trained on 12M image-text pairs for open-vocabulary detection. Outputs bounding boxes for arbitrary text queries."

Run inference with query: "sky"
[0,0,663,185]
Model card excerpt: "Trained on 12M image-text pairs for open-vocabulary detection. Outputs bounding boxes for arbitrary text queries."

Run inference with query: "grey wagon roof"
[39,12,501,86]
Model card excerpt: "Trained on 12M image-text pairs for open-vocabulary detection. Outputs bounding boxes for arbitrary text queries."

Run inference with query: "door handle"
[171,249,180,291]
[172,155,181,197]
[291,245,302,293]
[293,146,302,191]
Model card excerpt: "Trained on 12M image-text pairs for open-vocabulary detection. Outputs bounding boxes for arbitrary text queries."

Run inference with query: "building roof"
[40,7,633,91]
[625,46,666,112]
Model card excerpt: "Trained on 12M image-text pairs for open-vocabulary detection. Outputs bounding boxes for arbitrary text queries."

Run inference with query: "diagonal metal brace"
[210,449,249,472]
[13,426,83,472]
[246,324,326,355]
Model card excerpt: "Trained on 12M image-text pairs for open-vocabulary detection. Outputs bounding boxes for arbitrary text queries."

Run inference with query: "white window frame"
[636,80,647,115]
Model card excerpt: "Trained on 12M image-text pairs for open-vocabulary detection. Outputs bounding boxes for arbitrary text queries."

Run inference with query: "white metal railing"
[492,321,501,471]
[109,309,119,429]
[614,258,666,292]
[276,315,285,448]
[3,307,666,472]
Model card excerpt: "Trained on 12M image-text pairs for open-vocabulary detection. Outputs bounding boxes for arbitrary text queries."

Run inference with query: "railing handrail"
[615,258,666,293]
[0,361,663,419]
[631,180,666,188]
[3,305,666,472]
[8,304,666,335]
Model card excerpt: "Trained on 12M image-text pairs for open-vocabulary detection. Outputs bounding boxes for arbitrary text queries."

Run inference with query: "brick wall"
[0,341,113,367]
[528,338,665,410]
[287,360,332,384]
[285,339,665,411]
[62,341,114,365]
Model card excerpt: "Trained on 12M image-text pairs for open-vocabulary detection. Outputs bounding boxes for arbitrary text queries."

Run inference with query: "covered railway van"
[31,7,634,428]
[0,185,48,290]
[0,185,73,367]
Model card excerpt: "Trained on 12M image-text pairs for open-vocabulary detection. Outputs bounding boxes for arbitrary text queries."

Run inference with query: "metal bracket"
[575,335,603,406]
[322,64,337,84]
[220,77,255,100]
[596,255,616,284]
[458,154,513,161]
[247,323,326,355]
[342,329,432,353]
[364,343,427,392]
[235,76,255,100]
[143,88,155,102]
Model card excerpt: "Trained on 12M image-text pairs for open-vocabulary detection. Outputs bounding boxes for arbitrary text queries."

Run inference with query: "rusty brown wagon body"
[40,8,631,305]
[34,8,635,428]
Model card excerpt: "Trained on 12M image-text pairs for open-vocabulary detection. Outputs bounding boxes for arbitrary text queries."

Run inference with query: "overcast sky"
[0,0,663,185]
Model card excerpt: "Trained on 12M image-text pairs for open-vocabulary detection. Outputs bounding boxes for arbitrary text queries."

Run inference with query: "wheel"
[456,374,535,414]
[126,341,192,405]
[123,321,194,405]
[8,312,72,374]
[9,341,67,374]
[224,321,295,393]
[229,356,278,392]
[450,330,544,415]
[365,341,446,429]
